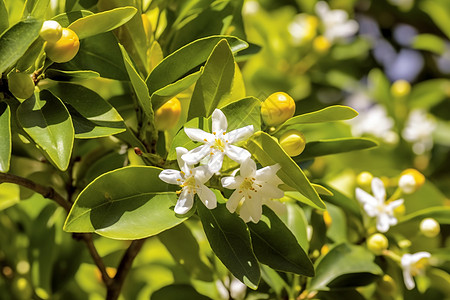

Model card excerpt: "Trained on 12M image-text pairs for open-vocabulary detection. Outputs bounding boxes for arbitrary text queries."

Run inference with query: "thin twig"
[106,239,146,300]
[0,172,71,212]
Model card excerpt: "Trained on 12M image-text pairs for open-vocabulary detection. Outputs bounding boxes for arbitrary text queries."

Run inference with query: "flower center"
[240,177,254,191]
[213,138,226,152]
[181,175,198,194]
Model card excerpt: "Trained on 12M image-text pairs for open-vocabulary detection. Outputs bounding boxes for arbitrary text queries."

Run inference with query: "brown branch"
[0,172,71,212]
[106,239,146,300]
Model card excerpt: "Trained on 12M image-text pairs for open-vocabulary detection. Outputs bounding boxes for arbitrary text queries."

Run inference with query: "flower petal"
[207,151,225,173]
[185,128,214,143]
[355,188,378,207]
[226,145,251,164]
[386,199,404,212]
[226,190,243,213]
[174,189,194,215]
[241,196,263,223]
[212,109,228,133]
[197,184,217,209]
[403,269,416,290]
[221,176,241,189]
[239,157,256,178]
[193,165,213,184]
[411,252,431,263]
[227,125,254,143]
[176,147,189,169]
[256,164,282,182]
[371,177,386,203]
[376,213,390,233]
[159,170,183,185]
[259,184,284,200]
[182,145,210,165]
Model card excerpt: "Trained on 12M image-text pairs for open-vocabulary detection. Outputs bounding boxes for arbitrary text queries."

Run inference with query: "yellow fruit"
[261,92,295,126]
[356,171,373,190]
[279,129,306,156]
[8,72,35,99]
[398,168,425,194]
[40,20,62,42]
[45,28,80,63]
[154,98,182,131]
[391,79,411,98]
[367,233,389,255]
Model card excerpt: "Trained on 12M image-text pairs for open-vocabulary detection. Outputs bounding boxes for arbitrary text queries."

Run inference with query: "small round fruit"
[45,28,80,63]
[261,92,295,126]
[391,79,411,98]
[398,168,425,194]
[155,97,182,131]
[356,171,373,190]
[420,218,440,238]
[367,233,388,255]
[279,129,306,156]
[40,20,62,42]
[8,72,35,99]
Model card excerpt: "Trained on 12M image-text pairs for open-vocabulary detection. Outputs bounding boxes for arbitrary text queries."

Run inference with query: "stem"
[106,239,146,300]
[0,172,71,212]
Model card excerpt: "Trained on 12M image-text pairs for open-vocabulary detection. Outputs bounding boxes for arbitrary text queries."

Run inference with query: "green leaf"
[283,203,310,252]
[308,243,382,291]
[167,117,209,161]
[276,106,358,133]
[197,201,260,289]
[296,138,378,161]
[409,79,450,109]
[15,37,45,72]
[151,70,203,111]
[44,69,100,81]
[248,206,314,276]
[412,34,446,54]
[420,0,450,40]
[52,10,93,27]
[23,0,50,19]
[320,185,362,218]
[0,0,9,34]
[119,44,154,120]
[17,90,74,171]
[398,207,450,225]
[0,102,11,172]
[64,166,186,240]
[48,83,126,138]
[187,39,235,120]
[246,131,325,210]
[221,96,261,132]
[68,6,137,39]
[0,183,20,210]
[0,18,42,74]
[158,223,214,281]
[146,35,248,96]
[368,68,393,115]
[151,284,211,300]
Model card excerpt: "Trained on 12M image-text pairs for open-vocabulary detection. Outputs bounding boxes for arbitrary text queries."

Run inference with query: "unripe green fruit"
[261,92,295,126]
[366,233,388,255]
[40,20,62,42]
[8,72,35,99]
[279,129,306,156]
[45,28,80,63]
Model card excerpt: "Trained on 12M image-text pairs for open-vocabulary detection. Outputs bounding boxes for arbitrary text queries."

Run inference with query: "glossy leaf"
[64,166,186,240]
[308,243,382,291]
[246,131,325,209]
[296,138,378,161]
[45,69,100,81]
[68,6,137,39]
[320,184,362,218]
[0,183,20,210]
[119,44,154,120]
[148,41,163,72]
[412,34,446,55]
[146,35,248,96]
[0,0,9,35]
[52,10,93,27]
[158,223,214,281]
[23,0,50,19]
[48,83,126,138]
[188,39,235,120]
[409,79,450,109]
[283,203,310,252]
[248,206,314,276]
[420,0,450,39]
[0,102,11,172]
[151,284,211,300]
[221,96,261,132]
[275,105,358,133]
[0,18,42,74]
[197,201,260,289]
[17,90,74,171]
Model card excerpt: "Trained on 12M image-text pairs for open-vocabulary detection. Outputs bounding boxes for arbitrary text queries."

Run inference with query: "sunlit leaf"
[0,102,11,172]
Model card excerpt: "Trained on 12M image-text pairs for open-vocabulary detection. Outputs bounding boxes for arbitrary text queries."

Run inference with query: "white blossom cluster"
[159,109,284,223]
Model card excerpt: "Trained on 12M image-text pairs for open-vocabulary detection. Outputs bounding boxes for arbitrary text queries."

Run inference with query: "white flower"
[221,157,284,223]
[401,252,431,290]
[402,109,436,155]
[356,177,404,232]
[315,1,359,42]
[288,14,317,45]
[182,109,254,173]
[159,147,217,214]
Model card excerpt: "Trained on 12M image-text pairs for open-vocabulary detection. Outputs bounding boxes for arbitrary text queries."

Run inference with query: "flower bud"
[391,79,411,98]
[367,233,388,255]
[279,129,306,156]
[8,72,35,99]
[45,28,80,63]
[398,168,425,194]
[313,35,331,53]
[261,92,295,126]
[323,210,332,228]
[356,171,373,190]
[39,20,62,42]
[155,97,182,131]
[420,218,440,238]
[378,274,397,295]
